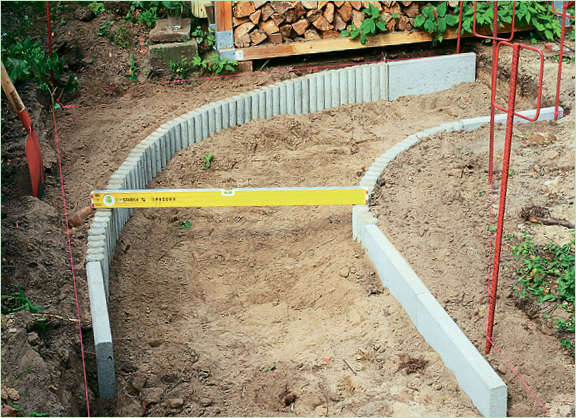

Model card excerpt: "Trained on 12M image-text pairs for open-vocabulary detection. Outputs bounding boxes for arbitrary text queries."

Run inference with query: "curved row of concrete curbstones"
[84,50,559,416]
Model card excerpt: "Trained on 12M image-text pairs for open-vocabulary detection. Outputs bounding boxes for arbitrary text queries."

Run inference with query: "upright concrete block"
[355,66,364,103]
[236,95,246,125]
[206,104,216,136]
[340,68,349,105]
[214,101,223,133]
[263,87,273,118]
[378,63,388,101]
[330,70,340,108]
[272,84,281,116]
[226,98,237,127]
[324,72,332,109]
[251,89,262,120]
[348,68,357,104]
[301,76,310,114]
[309,76,318,114]
[200,107,209,139]
[172,118,184,151]
[316,73,325,112]
[243,93,252,123]
[178,116,189,148]
[159,132,168,168]
[219,100,229,130]
[388,53,476,101]
[294,79,303,115]
[362,66,372,102]
[369,65,380,102]
[279,82,288,115]
[284,80,294,115]
[86,262,116,399]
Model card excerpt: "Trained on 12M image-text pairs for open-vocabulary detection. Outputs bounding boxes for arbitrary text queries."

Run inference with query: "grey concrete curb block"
[85,53,504,404]
[356,106,561,417]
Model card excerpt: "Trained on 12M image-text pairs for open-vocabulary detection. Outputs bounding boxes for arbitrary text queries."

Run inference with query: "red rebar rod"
[46,1,55,89]
[473,2,516,184]
[485,42,521,355]
[456,1,463,54]
[488,2,498,185]
[554,2,570,120]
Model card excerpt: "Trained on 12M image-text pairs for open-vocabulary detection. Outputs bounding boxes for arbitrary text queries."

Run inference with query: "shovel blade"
[25,130,45,199]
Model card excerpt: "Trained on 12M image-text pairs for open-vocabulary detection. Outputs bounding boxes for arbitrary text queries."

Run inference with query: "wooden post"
[215,1,233,32]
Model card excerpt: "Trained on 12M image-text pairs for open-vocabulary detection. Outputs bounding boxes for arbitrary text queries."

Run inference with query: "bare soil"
[1,2,574,417]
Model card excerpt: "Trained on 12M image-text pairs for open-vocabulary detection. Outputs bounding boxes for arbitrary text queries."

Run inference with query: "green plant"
[202,153,213,170]
[97,20,114,36]
[191,25,216,49]
[414,2,460,42]
[512,231,575,337]
[339,3,391,45]
[179,220,191,229]
[88,1,106,15]
[124,54,142,82]
[96,21,131,48]
[138,5,160,28]
[1,36,68,91]
[561,338,574,353]
[169,56,196,79]
[192,54,238,76]
[2,284,43,314]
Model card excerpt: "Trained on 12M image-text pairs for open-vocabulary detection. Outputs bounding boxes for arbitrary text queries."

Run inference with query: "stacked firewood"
[232,1,457,48]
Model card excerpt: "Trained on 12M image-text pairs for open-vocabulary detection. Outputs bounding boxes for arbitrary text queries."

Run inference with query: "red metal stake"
[485,43,521,355]
[488,1,499,184]
[456,1,463,54]
[46,1,55,89]
[472,2,516,184]
[555,2,569,120]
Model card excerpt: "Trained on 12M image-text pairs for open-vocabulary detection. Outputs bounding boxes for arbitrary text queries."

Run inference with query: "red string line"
[102,54,446,91]
[486,337,552,417]
[51,102,91,417]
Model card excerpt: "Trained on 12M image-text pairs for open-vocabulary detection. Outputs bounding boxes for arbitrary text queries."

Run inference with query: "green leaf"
[391,13,398,19]
[445,14,459,26]
[436,2,447,17]
[360,18,376,36]
[369,3,379,19]
[437,16,446,33]
[544,29,554,40]
[422,5,434,19]
[360,32,368,45]
[376,20,387,32]
[437,33,443,42]
[414,15,425,28]
[63,75,78,94]
[350,28,361,39]
[339,30,350,37]
[424,19,436,33]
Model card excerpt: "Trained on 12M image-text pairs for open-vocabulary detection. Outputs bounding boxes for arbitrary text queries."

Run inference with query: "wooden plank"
[237,23,531,61]
[215,1,233,32]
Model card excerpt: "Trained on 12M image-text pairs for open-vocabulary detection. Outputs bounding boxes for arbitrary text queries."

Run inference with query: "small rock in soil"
[27,332,40,346]
[75,7,95,21]
[284,393,296,406]
[167,398,184,408]
[339,267,349,278]
[132,372,146,391]
[545,150,559,160]
[497,364,507,374]
[540,324,554,336]
[201,397,213,407]
[140,387,164,405]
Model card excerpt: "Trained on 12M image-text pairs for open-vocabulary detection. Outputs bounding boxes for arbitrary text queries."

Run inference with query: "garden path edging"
[84,52,509,409]
[355,106,561,418]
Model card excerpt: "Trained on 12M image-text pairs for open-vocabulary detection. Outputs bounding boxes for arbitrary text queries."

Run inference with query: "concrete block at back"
[149,39,198,67]
[388,53,476,101]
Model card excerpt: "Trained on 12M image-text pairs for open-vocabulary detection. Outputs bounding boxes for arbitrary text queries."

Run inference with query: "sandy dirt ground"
[1,2,575,417]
